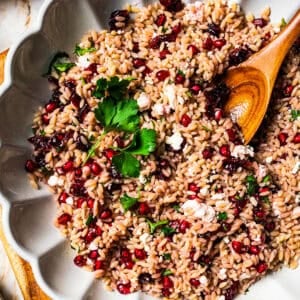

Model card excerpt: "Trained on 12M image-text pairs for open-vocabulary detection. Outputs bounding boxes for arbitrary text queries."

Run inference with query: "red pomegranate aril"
[100,208,112,219]
[142,66,152,77]
[134,248,147,260]
[156,70,170,81]
[162,276,174,289]
[25,159,37,173]
[41,113,50,125]
[94,260,104,270]
[255,210,265,219]
[95,225,102,236]
[156,14,167,26]
[149,36,162,49]
[57,213,71,225]
[162,288,171,297]
[74,255,86,267]
[265,221,275,232]
[190,84,201,94]
[189,278,200,287]
[226,129,237,142]
[85,231,96,243]
[88,250,99,260]
[188,183,199,193]
[253,18,267,28]
[180,114,192,127]
[219,144,231,157]
[117,282,131,295]
[179,220,191,233]
[213,38,226,49]
[172,23,182,35]
[202,147,214,159]
[232,240,243,254]
[188,44,199,56]
[63,160,74,172]
[91,162,102,175]
[77,198,85,208]
[159,48,171,59]
[259,187,269,194]
[284,85,293,96]
[175,73,185,84]
[214,108,223,121]
[87,198,94,209]
[292,133,300,144]
[249,245,260,255]
[256,262,268,273]
[120,248,131,261]
[104,149,116,159]
[133,58,146,68]
[132,42,139,53]
[202,37,213,50]
[138,202,150,215]
[188,194,200,200]
[125,260,135,269]
[58,192,68,203]
[45,101,57,113]
[278,132,288,145]
[74,168,82,177]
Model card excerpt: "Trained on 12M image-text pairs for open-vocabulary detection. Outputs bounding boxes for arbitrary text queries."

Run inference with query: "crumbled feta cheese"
[240,273,251,280]
[152,103,165,116]
[137,92,151,111]
[89,242,98,251]
[139,174,147,184]
[140,233,151,252]
[66,197,74,205]
[57,178,64,186]
[166,131,184,151]
[76,54,91,69]
[218,268,227,280]
[205,206,215,222]
[211,193,225,200]
[250,196,258,206]
[182,201,215,222]
[199,275,208,286]
[164,84,177,109]
[48,175,59,187]
[257,164,268,178]
[265,156,273,164]
[291,161,300,174]
[182,200,201,215]
[178,96,185,105]
[86,258,94,265]
[232,145,254,159]
[200,187,209,196]
[223,236,230,244]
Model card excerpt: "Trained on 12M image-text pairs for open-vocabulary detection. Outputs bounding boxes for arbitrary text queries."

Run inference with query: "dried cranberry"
[156,70,170,81]
[134,248,147,260]
[180,114,191,127]
[159,48,171,59]
[109,10,130,31]
[70,181,87,197]
[156,14,167,26]
[78,103,90,122]
[207,23,221,37]
[292,133,300,144]
[265,221,275,232]
[138,202,151,215]
[179,220,191,233]
[70,93,81,109]
[219,145,231,157]
[133,58,146,68]
[45,101,57,113]
[95,225,102,236]
[172,23,182,35]
[58,192,68,204]
[162,288,171,297]
[284,85,294,96]
[76,134,90,152]
[256,262,268,273]
[188,44,199,55]
[142,66,152,77]
[190,84,201,94]
[159,0,184,13]
[73,255,86,267]
[94,260,104,270]
[25,159,37,173]
[202,37,213,50]
[85,63,98,74]
[213,39,226,49]
[91,162,102,175]
[202,147,214,159]
[87,198,94,209]
[226,129,237,142]
[57,213,71,225]
[100,208,112,219]
[175,73,185,84]
[189,278,200,287]
[138,273,153,284]
[249,245,260,255]
[132,42,139,53]
[162,276,174,288]
[229,47,250,66]
[41,113,50,125]
[224,281,239,300]
[149,36,163,49]
[253,18,267,28]
[117,282,131,294]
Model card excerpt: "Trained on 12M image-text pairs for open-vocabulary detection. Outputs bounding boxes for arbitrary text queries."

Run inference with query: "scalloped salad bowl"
[0,0,299,299]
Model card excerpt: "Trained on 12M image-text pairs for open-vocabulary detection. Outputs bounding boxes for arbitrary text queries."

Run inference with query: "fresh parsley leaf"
[120,194,138,212]
[147,219,169,234]
[74,44,96,56]
[162,253,171,260]
[186,91,192,98]
[245,175,258,196]
[261,196,270,204]
[280,17,287,28]
[46,52,69,75]
[173,204,180,212]
[126,129,157,155]
[161,226,176,236]
[177,70,185,77]
[84,133,105,164]
[162,269,173,276]
[85,214,95,226]
[262,175,271,183]
[112,152,140,178]
[53,62,75,73]
[217,212,228,221]
[81,77,87,85]
[291,110,300,121]
[40,129,46,136]
[162,26,168,33]
[202,125,212,132]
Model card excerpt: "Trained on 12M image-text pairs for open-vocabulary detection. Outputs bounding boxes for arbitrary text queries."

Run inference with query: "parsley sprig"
[291,110,300,121]
[120,194,139,212]
[74,44,96,56]
[46,52,75,77]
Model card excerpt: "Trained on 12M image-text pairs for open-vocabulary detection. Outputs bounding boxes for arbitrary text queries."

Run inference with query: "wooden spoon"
[224,9,300,144]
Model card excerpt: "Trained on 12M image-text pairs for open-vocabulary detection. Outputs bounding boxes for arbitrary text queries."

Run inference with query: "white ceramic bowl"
[0,1,299,299]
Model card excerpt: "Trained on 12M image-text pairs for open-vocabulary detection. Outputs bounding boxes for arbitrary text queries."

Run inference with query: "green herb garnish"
[162,26,168,33]
[177,70,185,77]
[162,253,171,260]
[291,110,300,121]
[173,204,180,212]
[245,175,258,196]
[161,226,176,236]
[112,152,140,178]
[280,17,287,28]
[147,219,169,234]
[162,269,173,276]
[40,129,46,136]
[53,62,75,73]
[261,196,270,204]
[262,175,271,183]
[202,125,212,132]
[74,44,96,56]
[85,214,95,226]
[217,212,228,221]
[120,194,138,212]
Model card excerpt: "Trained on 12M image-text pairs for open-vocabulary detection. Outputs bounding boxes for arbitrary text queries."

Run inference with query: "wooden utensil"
[0,50,49,300]
[224,9,300,144]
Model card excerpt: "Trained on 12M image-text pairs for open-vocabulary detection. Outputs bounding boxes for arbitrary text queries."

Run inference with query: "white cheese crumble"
[218,268,227,280]
[139,174,147,184]
[164,84,177,109]
[211,193,225,200]
[89,242,98,251]
[258,164,268,178]
[166,131,184,151]
[182,200,215,222]
[200,187,209,196]
[66,197,74,205]
[140,233,151,252]
[199,275,208,286]
[291,161,300,174]
[76,54,91,69]
[232,145,254,159]
[223,236,230,244]
[265,156,273,164]
[137,92,151,111]
[152,103,171,116]
[48,175,59,187]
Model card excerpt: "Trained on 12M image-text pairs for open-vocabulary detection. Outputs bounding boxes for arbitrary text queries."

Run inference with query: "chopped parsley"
[217,212,228,221]
[74,44,96,56]
[46,52,75,76]
[173,204,180,212]
[120,194,138,212]
[245,175,258,196]
[202,125,212,132]
[161,226,176,236]
[262,175,271,183]
[291,110,300,121]
[162,269,173,276]
[280,17,287,28]
[261,196,270,204]
[177,70,185,77]
[147,219,168,234]
[85,214,95,226]
[39,129,46,136]
[162,253,171,260]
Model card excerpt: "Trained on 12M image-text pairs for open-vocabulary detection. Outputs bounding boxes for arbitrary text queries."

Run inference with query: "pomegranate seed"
[188,194,200,200]
[214,108,223,121]
[188,183,199,193]
[226,129,237,142]
[70,93,81,108]
[132,42,139,53]
[213,39,226,49]
[284,85,293,96]
[256,262,268,273]
[73,255,86,267]
[190,84,201,94]
[85,231,96,243]
[175,73,185,84]
[100,208,112,219]
[162,276,174,289]
[202,37,213,50]
[202,147,214,159]
[94,260,104,270]
[57,213,71,225]
[265,221,275,232]
[77,198,85,208]
[253,18,267,27]
[87,198,94,209]
[95,225,102,236]
[172,23,182,35]
[232,240,243,254]
[224,282,239,300]
[156,14,167,26]
[134,248,147,260]
[179,220,191,233]
[74,168,82,177]
[63,160,74,172]
[58,192,68,204]
[259,187,269,194]
[249,245,260,255]
[229,47,250,66]
[125,260,135,269]
[85,63,98,74]
[91,162,102,175]
[142,66,152,77]
[88,250,99,260]
[138,202,151,215]
[159,0,184,13]
[25,159,37,173]
[117,282,131,295]
[189,278,200,287]
[255,210,265,219]
[104,149,116,159]
[133,58,146,68]
[207,23,221,37]
[159,48,171,59]
[219,144,231,157]
[162,288,171,297]
[45,101,57,113]
[156,70,170,81]
[292,133,300,143]
[180,114,192,127]
[41,113,50,125]
[120,248,131,262]
[149,36,163,49]
[278,132,288,145]
[187,44,199,56]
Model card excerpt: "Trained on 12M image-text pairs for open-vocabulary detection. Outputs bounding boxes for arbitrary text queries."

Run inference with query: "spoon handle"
[245,9,300,84]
